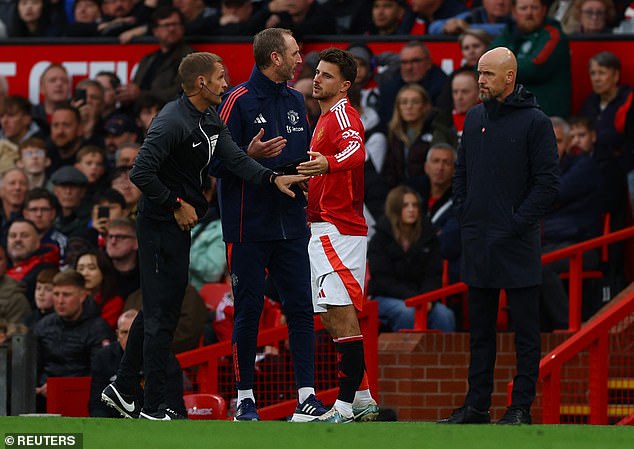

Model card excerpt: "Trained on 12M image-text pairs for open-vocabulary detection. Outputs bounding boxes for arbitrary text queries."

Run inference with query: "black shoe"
[437,406,491,424]
[139,407,187,420]
[101,383,141,419]
[496,406,531,425]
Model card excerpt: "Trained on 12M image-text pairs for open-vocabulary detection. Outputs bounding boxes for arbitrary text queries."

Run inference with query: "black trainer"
[139,407,187,420]
[101,383,141,419]
[437,406,491,424]
[497,406,531,425]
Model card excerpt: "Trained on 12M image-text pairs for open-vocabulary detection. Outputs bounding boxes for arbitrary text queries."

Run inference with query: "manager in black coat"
[440,47,560,425]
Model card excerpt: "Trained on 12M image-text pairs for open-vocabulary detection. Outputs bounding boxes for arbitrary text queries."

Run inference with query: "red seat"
[199,282,231,312]
[183,393,227,420]
[46,376,91,417]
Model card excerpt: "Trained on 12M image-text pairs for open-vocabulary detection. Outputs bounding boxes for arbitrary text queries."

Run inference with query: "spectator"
[540,116,604,329]
[0,243,31,326]
[89,309,141,417]
[562,0,617,33]
[31,64,71,135]
[349,86,388,234]
[293,78,321,130]
[367,0,409,35]
[173,0,217,36]
[103,113,138,167]
[383,83,437,196]
[23,188,67,262]
[115,7,193,106]
[98,0,152,38]
[133,95,164,138]
[424,144,461,284]
[378,41,449,123]
[75,249,125,329]
[430,0,513,35]
[74,145,108,196]
[6,218,60,308]
[104,217,139,300]
[46,105,86,175]
[210,0,259,36]
[249,0,337,39]
[114,143,139,169]
[51,166,91,238]
[188,176,225,291]
[33,270,114,409]
[368,185,454,332]
[402,0,468,34]
[73,79,107,145]
[109,166,140,218]
[0,96,43,145]
[124,284,208,354]
[492,0,572,117]
[16,138,50,189]
[95,71,121,121]
[348,43,381,116]
[78,188,128,248]
[0,168,28,243]
[323,0,372,34]
[65,0,103,37]
[8,0,60,37]
[433,69,480,146]
[25,266,58,329]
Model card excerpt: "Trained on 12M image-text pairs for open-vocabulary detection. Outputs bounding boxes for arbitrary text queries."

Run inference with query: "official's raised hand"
[274,174,308,198]
[247,128,287,159]
[297,151,328,176]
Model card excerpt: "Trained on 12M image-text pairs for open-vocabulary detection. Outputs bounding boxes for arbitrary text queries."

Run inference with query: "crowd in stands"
[0,0,633,416]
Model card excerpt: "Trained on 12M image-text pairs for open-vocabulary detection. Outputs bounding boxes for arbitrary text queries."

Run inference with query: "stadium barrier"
[176,300,379,420]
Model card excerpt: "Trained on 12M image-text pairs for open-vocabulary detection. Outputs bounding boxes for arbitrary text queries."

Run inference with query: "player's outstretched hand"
[297,151,329,176]
[247,128,287,159]
[274,174,308,198]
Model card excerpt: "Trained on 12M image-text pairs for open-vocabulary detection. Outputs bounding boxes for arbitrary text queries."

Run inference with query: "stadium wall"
[377,332,571,422]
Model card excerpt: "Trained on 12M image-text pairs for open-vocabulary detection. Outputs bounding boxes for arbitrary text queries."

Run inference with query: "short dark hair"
[37,267,60,284]
[53,269,85,288]
[25,187,59,210]
[318,48,357,84]
[151,6,184,29]
[2,96,32,115]
[92,188,126,210]
[178,52,223,93]
[253,28,293,70]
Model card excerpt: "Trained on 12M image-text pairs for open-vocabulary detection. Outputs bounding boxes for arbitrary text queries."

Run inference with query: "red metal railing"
[176,300,379,420]
[405,226,634,333]
[538,285,634,424]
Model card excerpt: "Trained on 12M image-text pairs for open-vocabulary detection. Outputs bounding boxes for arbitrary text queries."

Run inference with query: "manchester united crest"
[287,110,299,125]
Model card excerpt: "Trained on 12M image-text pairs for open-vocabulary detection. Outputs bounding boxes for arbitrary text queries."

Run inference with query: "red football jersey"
[306,98,367,236]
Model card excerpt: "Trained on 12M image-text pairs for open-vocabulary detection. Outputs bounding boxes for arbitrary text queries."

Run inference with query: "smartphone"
[97,206,110,219]
[74,88,87,103]
[274,155,310,175]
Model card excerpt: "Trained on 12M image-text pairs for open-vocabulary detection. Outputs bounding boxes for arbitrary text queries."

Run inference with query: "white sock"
[334,399,353,417]
[237,389,255,406]
[298,387,315,403]
[353,389,373,407]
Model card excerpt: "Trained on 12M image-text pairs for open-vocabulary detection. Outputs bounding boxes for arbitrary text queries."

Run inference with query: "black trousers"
[115,214,190,412]
[465,286,540,410]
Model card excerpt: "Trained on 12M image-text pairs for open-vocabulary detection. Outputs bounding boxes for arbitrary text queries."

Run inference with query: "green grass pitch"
[1,418,634,449]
